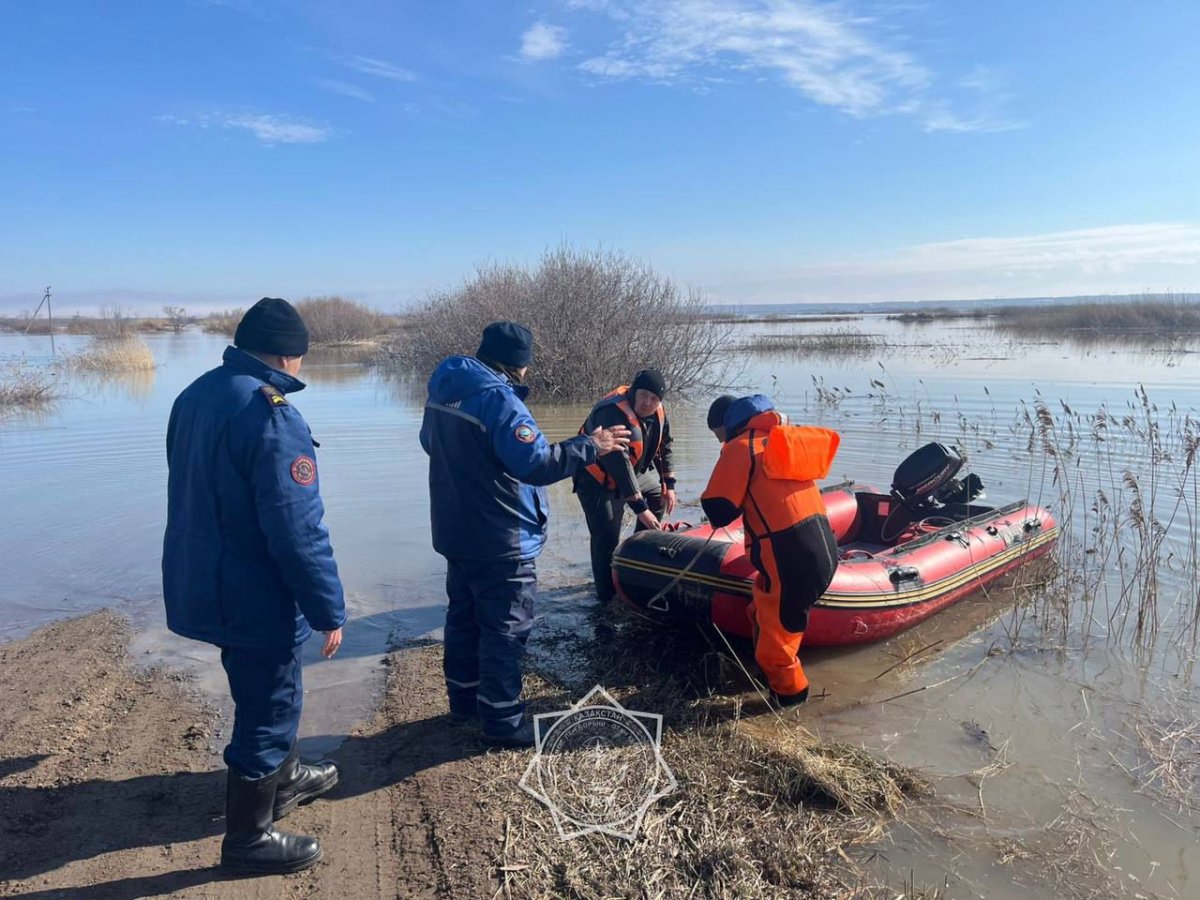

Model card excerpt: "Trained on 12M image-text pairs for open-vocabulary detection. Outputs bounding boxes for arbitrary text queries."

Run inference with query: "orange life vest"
[704,411,838,544]
[580,385,667,490]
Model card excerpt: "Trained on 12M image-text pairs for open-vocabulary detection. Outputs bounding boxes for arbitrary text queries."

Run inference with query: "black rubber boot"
[273,743,339,821]
[773,687,810,709]
[221,766,323,876]
[481,721,536,749]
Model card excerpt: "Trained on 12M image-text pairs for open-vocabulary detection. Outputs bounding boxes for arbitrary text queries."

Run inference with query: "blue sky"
[2,0,1198,314]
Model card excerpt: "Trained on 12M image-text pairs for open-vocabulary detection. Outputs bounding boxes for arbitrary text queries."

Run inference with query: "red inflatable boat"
[612,443,1058,646]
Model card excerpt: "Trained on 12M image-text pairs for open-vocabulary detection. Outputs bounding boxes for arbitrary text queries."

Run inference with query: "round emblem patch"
[515,425,536,444]
[290,455,317,485]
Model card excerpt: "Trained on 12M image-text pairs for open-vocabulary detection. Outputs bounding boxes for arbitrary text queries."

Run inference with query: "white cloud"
[224,114,329,144]
[344,54,418,82]
[316,78,376,102]
[694,223,1200,303]
[568,0,1020,132]
[923,106,1025,134]
[158,112,331,145]
[520,22,569,61]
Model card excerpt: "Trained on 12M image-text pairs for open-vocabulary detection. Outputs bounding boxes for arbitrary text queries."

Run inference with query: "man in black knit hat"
[163,297,346,876]
[421,322,631,747]
[574,369,676,604]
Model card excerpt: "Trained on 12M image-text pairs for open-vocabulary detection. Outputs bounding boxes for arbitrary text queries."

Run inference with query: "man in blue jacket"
[420,322,630,747]
[163,298,347,876]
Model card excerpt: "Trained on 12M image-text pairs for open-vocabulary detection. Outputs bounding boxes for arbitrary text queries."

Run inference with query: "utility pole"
[24,286,55,354]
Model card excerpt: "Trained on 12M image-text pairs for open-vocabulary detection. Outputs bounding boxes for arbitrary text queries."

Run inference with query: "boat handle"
[888,566,920,584]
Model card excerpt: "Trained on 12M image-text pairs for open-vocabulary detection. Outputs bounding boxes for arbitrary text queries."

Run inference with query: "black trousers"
[575,471,664,604]
[443,557,537,737]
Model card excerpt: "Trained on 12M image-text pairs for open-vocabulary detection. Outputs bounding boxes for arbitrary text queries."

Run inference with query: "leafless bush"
[202,309,244,337]
[380,245,737,400]
[294,296,388,346]
[162,305,190,333]
[93,305,140,341]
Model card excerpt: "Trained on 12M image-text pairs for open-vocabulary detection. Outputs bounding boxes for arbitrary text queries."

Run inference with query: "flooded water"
[3,318,1199,898]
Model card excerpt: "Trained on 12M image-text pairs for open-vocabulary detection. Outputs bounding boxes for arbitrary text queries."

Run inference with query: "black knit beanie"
[234,298,310,357]
[630,368,667,399]
[707,395,736,429]
[477,321,534,368]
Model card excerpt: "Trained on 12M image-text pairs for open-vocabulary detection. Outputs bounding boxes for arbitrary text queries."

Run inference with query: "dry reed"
[68,337,156,372]
[0,363,59,409]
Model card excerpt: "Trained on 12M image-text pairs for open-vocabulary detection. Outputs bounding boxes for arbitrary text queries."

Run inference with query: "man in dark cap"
[163,297,346,875]
[707,394,737,443]
[420,321,630,747]
[574,369,676,605]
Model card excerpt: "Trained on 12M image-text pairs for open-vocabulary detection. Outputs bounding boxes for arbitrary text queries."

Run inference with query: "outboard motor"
[892,442,964,512]
[883,443,985,541]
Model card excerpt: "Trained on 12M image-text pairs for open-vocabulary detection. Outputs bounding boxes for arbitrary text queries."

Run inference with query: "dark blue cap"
[477,321,533,368]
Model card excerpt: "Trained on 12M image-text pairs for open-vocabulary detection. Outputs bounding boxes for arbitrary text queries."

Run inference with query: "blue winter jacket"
[162,347,347,650]
[420,356,598,561]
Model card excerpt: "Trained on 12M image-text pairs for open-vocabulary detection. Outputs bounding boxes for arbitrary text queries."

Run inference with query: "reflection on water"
[301,345,377,385]
[70,368,157,404]
[3,321,1200,898]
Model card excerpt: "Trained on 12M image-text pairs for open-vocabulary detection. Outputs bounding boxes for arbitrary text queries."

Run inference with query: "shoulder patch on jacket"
[259,385,289,408]
[514,424,537,444]
[291,455,317,485]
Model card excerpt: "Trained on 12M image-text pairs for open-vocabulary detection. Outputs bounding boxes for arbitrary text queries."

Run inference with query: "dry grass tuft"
[736,724,931,816]
[498,609,931,899]
[1133,714,1200,811]
[68,337,157,372]
[744,327,883,356]
[0,363,59,409]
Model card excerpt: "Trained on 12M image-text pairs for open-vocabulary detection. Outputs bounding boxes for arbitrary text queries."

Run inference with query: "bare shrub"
[202,309,243,337]
[162,305,190,334]
[380,245,737,400]
[0,363,58,409]
[294,296,388,346]
[69,337,157,372]
[93,305,140,341]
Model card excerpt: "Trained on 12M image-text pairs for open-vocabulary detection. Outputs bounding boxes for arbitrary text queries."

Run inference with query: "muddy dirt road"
[0,612,522,899]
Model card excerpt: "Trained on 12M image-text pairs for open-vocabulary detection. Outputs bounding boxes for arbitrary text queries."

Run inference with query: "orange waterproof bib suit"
[701,398,840,698]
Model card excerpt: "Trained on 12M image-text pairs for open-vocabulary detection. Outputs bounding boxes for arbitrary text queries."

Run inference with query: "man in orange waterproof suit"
[701,394,840,707]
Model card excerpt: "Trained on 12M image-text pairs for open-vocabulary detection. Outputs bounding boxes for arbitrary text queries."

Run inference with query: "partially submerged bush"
[69,337,156,372]
[202,309,243,337]
[295,296,389,346]
[0,363,58,409]
[93,305,142,340]
[381,245,736,400]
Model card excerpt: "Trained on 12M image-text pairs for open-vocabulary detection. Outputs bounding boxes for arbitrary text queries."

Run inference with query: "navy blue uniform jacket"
[162,347,347,650]
[420,356,597,561]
